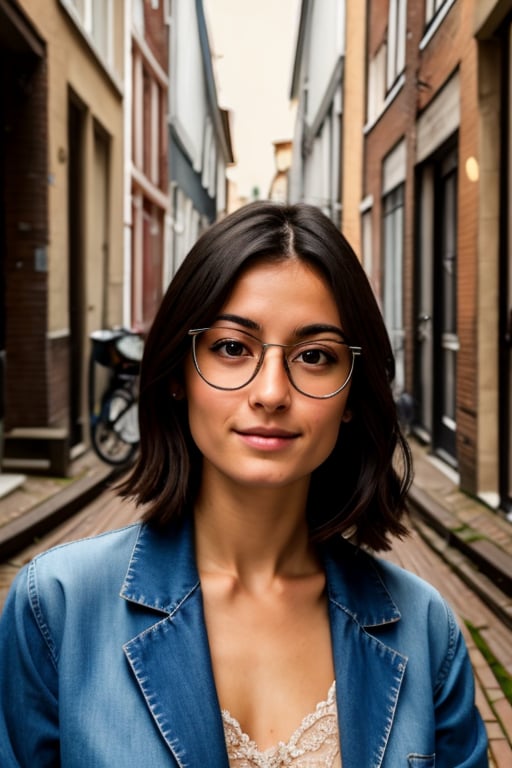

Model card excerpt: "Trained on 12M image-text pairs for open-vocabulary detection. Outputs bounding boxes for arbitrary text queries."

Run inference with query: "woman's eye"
[294,347,335,365]
[213,339,247,357]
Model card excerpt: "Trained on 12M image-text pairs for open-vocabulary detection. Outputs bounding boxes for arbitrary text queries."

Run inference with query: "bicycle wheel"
[91,389,139,466]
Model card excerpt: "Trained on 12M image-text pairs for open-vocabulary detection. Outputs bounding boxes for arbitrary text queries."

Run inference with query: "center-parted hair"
[119,201,412,551]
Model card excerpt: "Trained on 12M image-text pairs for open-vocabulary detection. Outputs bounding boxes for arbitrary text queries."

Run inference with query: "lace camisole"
[222,681,341,768]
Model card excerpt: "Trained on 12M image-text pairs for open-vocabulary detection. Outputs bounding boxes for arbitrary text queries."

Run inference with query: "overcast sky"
[203,0,301,201]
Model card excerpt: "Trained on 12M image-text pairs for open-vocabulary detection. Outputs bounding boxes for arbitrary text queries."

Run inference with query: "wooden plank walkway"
[0,491,511,765]
[0,488,140,610]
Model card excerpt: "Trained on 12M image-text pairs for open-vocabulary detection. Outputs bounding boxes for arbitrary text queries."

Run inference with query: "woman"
[0,202,488,766]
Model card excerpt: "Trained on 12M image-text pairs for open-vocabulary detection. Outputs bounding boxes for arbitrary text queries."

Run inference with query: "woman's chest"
[201,581,335,751]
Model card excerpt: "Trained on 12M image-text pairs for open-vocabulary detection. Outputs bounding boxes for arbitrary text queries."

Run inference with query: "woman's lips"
[234,427,300,450]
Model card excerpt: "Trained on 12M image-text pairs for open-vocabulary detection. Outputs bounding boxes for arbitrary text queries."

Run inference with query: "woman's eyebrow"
[215,316,347,339]
[296,323,346,339]
[215,313,261,331]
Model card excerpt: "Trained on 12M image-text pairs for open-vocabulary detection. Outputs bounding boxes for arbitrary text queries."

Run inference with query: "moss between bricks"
[450,524,486,544]
[465,620,512,705]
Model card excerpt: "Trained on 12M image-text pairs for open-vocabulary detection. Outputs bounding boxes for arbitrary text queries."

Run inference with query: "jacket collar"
[120,522,406,768]
[323,541,406,767]
[322,538,402,627]
[120,518,200,613]
[121,520,227,767]
[120,523,401,626]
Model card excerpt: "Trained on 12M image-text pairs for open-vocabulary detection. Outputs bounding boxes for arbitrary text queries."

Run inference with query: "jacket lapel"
[119,525,407,768]
[324,544,407,768]
[120,522,229,767]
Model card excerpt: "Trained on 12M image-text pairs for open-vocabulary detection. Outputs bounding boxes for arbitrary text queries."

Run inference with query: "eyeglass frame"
[187,327,362,400]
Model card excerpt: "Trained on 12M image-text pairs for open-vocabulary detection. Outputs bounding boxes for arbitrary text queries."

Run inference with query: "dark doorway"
[433,149,458,462]
[68,95,86,446]
[415,140,459,467]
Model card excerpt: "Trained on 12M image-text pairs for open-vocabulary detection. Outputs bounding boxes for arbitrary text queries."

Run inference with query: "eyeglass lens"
[192,327,356,398]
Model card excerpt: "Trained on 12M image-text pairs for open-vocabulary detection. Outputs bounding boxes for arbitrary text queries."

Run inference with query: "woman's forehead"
[218,259,343,332]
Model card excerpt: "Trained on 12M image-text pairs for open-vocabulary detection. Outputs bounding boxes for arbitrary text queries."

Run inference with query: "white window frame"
[150,80,160,185]
[367,43,387,128]
[386,0,407,92]
[425,0,450,24]
[382,184,406,395]
[361,207,373,283]
[133,0,145,35]
[421,0,457,50]
[63,0,113,66]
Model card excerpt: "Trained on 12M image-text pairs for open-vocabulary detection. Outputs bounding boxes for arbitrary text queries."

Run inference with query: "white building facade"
[288,0,345,227]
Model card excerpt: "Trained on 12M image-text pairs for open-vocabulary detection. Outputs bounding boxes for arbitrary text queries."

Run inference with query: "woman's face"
[183,258,352,497]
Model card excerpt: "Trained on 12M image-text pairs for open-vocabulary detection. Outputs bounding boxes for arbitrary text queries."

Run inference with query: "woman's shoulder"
[33,522,142,572]
[326,538,455,629]
[368,551,461,653]
[373,551,445,602]
[9,523,143,604]
[370,548,454,623]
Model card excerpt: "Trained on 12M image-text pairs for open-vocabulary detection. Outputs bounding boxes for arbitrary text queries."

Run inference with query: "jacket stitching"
[27,560,59,670]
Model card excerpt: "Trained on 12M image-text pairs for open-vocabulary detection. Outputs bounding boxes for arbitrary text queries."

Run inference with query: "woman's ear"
[170,379,186,401]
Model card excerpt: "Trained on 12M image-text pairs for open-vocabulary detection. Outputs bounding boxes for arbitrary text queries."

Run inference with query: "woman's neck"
[193,475,320,591]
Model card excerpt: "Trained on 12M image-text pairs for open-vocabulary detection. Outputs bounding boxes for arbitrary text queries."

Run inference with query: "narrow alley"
[0,475,511,766]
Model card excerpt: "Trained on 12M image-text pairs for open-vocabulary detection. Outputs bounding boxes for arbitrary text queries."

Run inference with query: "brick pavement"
[409,440,512,596]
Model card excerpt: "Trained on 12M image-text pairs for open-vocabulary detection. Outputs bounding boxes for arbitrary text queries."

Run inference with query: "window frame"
[63,0,114,67]
[420,0,458,50]
[382,184,406,395]
[386,0,407,92]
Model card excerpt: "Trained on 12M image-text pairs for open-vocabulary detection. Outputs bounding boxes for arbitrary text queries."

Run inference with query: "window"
[425,0,449,24]
[133,0,145,34]
[367,44,386,125]
[382,185,405,394]
[133,53,167,191]
[361,208,373,281]
[302,98,341,226]
[66,0,113,64]
[420,0,457,49]
[387,0,407,91]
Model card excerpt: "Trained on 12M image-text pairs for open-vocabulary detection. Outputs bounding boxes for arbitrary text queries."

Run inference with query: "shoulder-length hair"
[119,201,412,551]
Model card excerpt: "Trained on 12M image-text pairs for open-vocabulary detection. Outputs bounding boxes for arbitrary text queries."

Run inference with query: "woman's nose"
[247,348,292,412]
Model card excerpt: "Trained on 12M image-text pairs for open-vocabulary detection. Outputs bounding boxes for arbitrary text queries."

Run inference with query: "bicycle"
[88,328,144,467]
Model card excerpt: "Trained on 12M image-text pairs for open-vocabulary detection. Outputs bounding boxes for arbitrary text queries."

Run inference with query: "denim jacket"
[0,520,488,767]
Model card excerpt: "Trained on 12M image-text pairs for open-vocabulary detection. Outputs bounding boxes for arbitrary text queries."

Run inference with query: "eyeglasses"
[188,327,362,399]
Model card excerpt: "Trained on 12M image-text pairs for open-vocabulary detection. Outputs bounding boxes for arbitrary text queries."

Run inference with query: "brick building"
[0,0,125,474]
[127,0,170,331]
[362,0,512,513]
[288,0,512,516]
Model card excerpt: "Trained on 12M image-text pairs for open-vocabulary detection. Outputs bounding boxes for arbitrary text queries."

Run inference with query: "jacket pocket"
[408,755,435,768]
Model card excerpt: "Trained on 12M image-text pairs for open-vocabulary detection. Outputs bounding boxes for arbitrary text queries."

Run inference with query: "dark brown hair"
[119,201,412,551]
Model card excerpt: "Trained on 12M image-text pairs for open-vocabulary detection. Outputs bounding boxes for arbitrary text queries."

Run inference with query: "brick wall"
[456,20,479,491]
[3,52,49,428]
[145,2,169,196]
[367,0,390,57]
[144,2,169,73]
